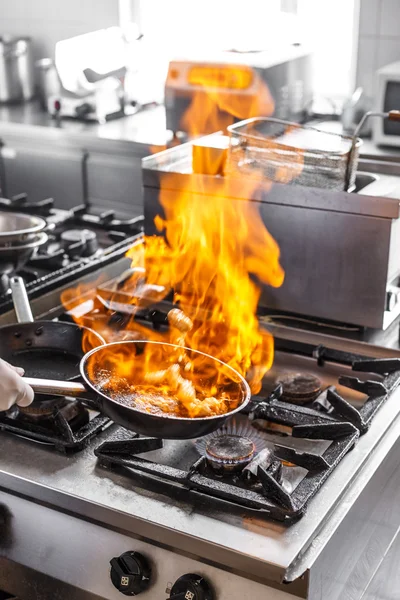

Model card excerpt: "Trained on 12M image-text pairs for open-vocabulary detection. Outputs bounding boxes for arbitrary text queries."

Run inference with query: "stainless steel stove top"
[0,347,400,591]
[2,258,400,598]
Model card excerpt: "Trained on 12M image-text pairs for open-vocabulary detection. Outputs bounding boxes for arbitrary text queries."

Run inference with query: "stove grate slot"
[352,357,400,375]
[0,409,110,453]
[326,388,368,434]
[98,436,163,455]
[338,376,387,398]
[258,465,295,510]
[273,445,330,470]
[292,421,358,440]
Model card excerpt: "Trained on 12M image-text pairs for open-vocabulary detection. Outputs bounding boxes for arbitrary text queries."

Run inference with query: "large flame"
[61,65,294,418]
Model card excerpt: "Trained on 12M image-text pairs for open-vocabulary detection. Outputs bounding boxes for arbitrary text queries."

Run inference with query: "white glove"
[0,359,34,410]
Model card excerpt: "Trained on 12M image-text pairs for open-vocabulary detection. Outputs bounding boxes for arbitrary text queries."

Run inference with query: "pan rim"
[0,320,106,348]
[80,339,252,422]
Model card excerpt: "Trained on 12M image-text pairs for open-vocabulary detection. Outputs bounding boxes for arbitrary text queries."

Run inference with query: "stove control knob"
[169,574,214,600]
[110,551,151,595]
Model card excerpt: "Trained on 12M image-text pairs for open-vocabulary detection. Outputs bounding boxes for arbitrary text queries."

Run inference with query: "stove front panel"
[0,491,301,600]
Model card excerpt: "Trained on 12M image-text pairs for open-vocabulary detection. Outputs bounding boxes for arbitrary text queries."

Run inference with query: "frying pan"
[0,276,105,380]
[24,341,251,439]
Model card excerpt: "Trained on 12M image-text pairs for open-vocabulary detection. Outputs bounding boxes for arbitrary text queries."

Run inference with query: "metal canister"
[35,58,60,110]
[0,36,21,102]
[15,37,34,100]
[0,36,34,103]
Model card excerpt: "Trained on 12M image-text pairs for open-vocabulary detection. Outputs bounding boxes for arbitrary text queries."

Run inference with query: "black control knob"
[110,551,151,596]
[169,574,214,600]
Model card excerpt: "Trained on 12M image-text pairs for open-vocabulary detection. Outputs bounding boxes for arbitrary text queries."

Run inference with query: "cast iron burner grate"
[94,344,400,523]
[0,403,111,453]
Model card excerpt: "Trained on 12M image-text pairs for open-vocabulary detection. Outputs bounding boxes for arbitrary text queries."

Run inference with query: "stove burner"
[205,435,255,474]
[18,396,66,419]
[0,398,110,452]
[61,229,99,257]
[276,373,322,405]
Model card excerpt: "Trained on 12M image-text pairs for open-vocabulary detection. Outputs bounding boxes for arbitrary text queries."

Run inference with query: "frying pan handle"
[23,377,101,406]
[10,276,34,323]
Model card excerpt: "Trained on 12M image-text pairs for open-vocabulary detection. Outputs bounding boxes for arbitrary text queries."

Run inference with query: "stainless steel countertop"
[1,374,400,585]
[0,101,172,153]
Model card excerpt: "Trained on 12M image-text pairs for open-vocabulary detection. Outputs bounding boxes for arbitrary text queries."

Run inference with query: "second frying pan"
[0,276,105,380]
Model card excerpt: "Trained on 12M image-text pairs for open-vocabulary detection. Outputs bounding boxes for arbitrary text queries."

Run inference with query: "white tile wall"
[377,37,400,69]
[379,0,400,36]
[0,0,119,60]
[356,0,400,102]
[357,36,378,96]
[358,0,381,36]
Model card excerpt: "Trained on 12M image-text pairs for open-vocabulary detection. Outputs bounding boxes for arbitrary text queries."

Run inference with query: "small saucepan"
[24,340,251,439]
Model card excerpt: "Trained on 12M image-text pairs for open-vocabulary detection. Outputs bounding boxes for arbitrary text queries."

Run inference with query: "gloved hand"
[0,359,34,411]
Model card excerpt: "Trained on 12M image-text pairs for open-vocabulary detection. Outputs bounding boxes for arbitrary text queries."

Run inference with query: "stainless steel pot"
[0,36,34,102]
[0,211,46,244]
[0,231,48,274]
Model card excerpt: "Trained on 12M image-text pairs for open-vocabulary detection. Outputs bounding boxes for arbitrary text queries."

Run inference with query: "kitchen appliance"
[165,44,313,135]
[143,136,400,330]
[49,27,128,123]
[373,60,400,146]
[1,250,400,598]
[2,171,400,599]
[47,74,125,123]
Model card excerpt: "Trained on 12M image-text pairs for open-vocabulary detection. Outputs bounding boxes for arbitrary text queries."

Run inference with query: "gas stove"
[0,193,144,314]
[2,243,400,598]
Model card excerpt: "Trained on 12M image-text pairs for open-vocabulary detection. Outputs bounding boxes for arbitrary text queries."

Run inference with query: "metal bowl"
[0,231,48,274]
[0,211,47,244]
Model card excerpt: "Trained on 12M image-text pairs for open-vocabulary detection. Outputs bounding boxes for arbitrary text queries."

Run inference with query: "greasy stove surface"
[1,346,400,582]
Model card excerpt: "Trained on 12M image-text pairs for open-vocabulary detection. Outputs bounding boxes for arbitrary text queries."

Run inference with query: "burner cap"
[61,229,96,244]
[18,396,66,419]
[61,229,98,257]
[276,373,322,405]
[205,434,255,474]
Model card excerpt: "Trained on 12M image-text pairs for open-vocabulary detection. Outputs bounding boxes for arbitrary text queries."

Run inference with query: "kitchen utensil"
[0,211,47,244]
[0,232,48,274]
[227,116,362,191]
[24,340,251,439]
[0,276,105,380]
[0,36,34,102]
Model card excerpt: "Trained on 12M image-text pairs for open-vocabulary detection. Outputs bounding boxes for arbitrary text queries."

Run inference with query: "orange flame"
[61,65,295,418]
[181,64,274,136]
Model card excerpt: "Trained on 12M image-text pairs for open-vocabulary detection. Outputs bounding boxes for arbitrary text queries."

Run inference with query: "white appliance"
[374,60,400,146]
